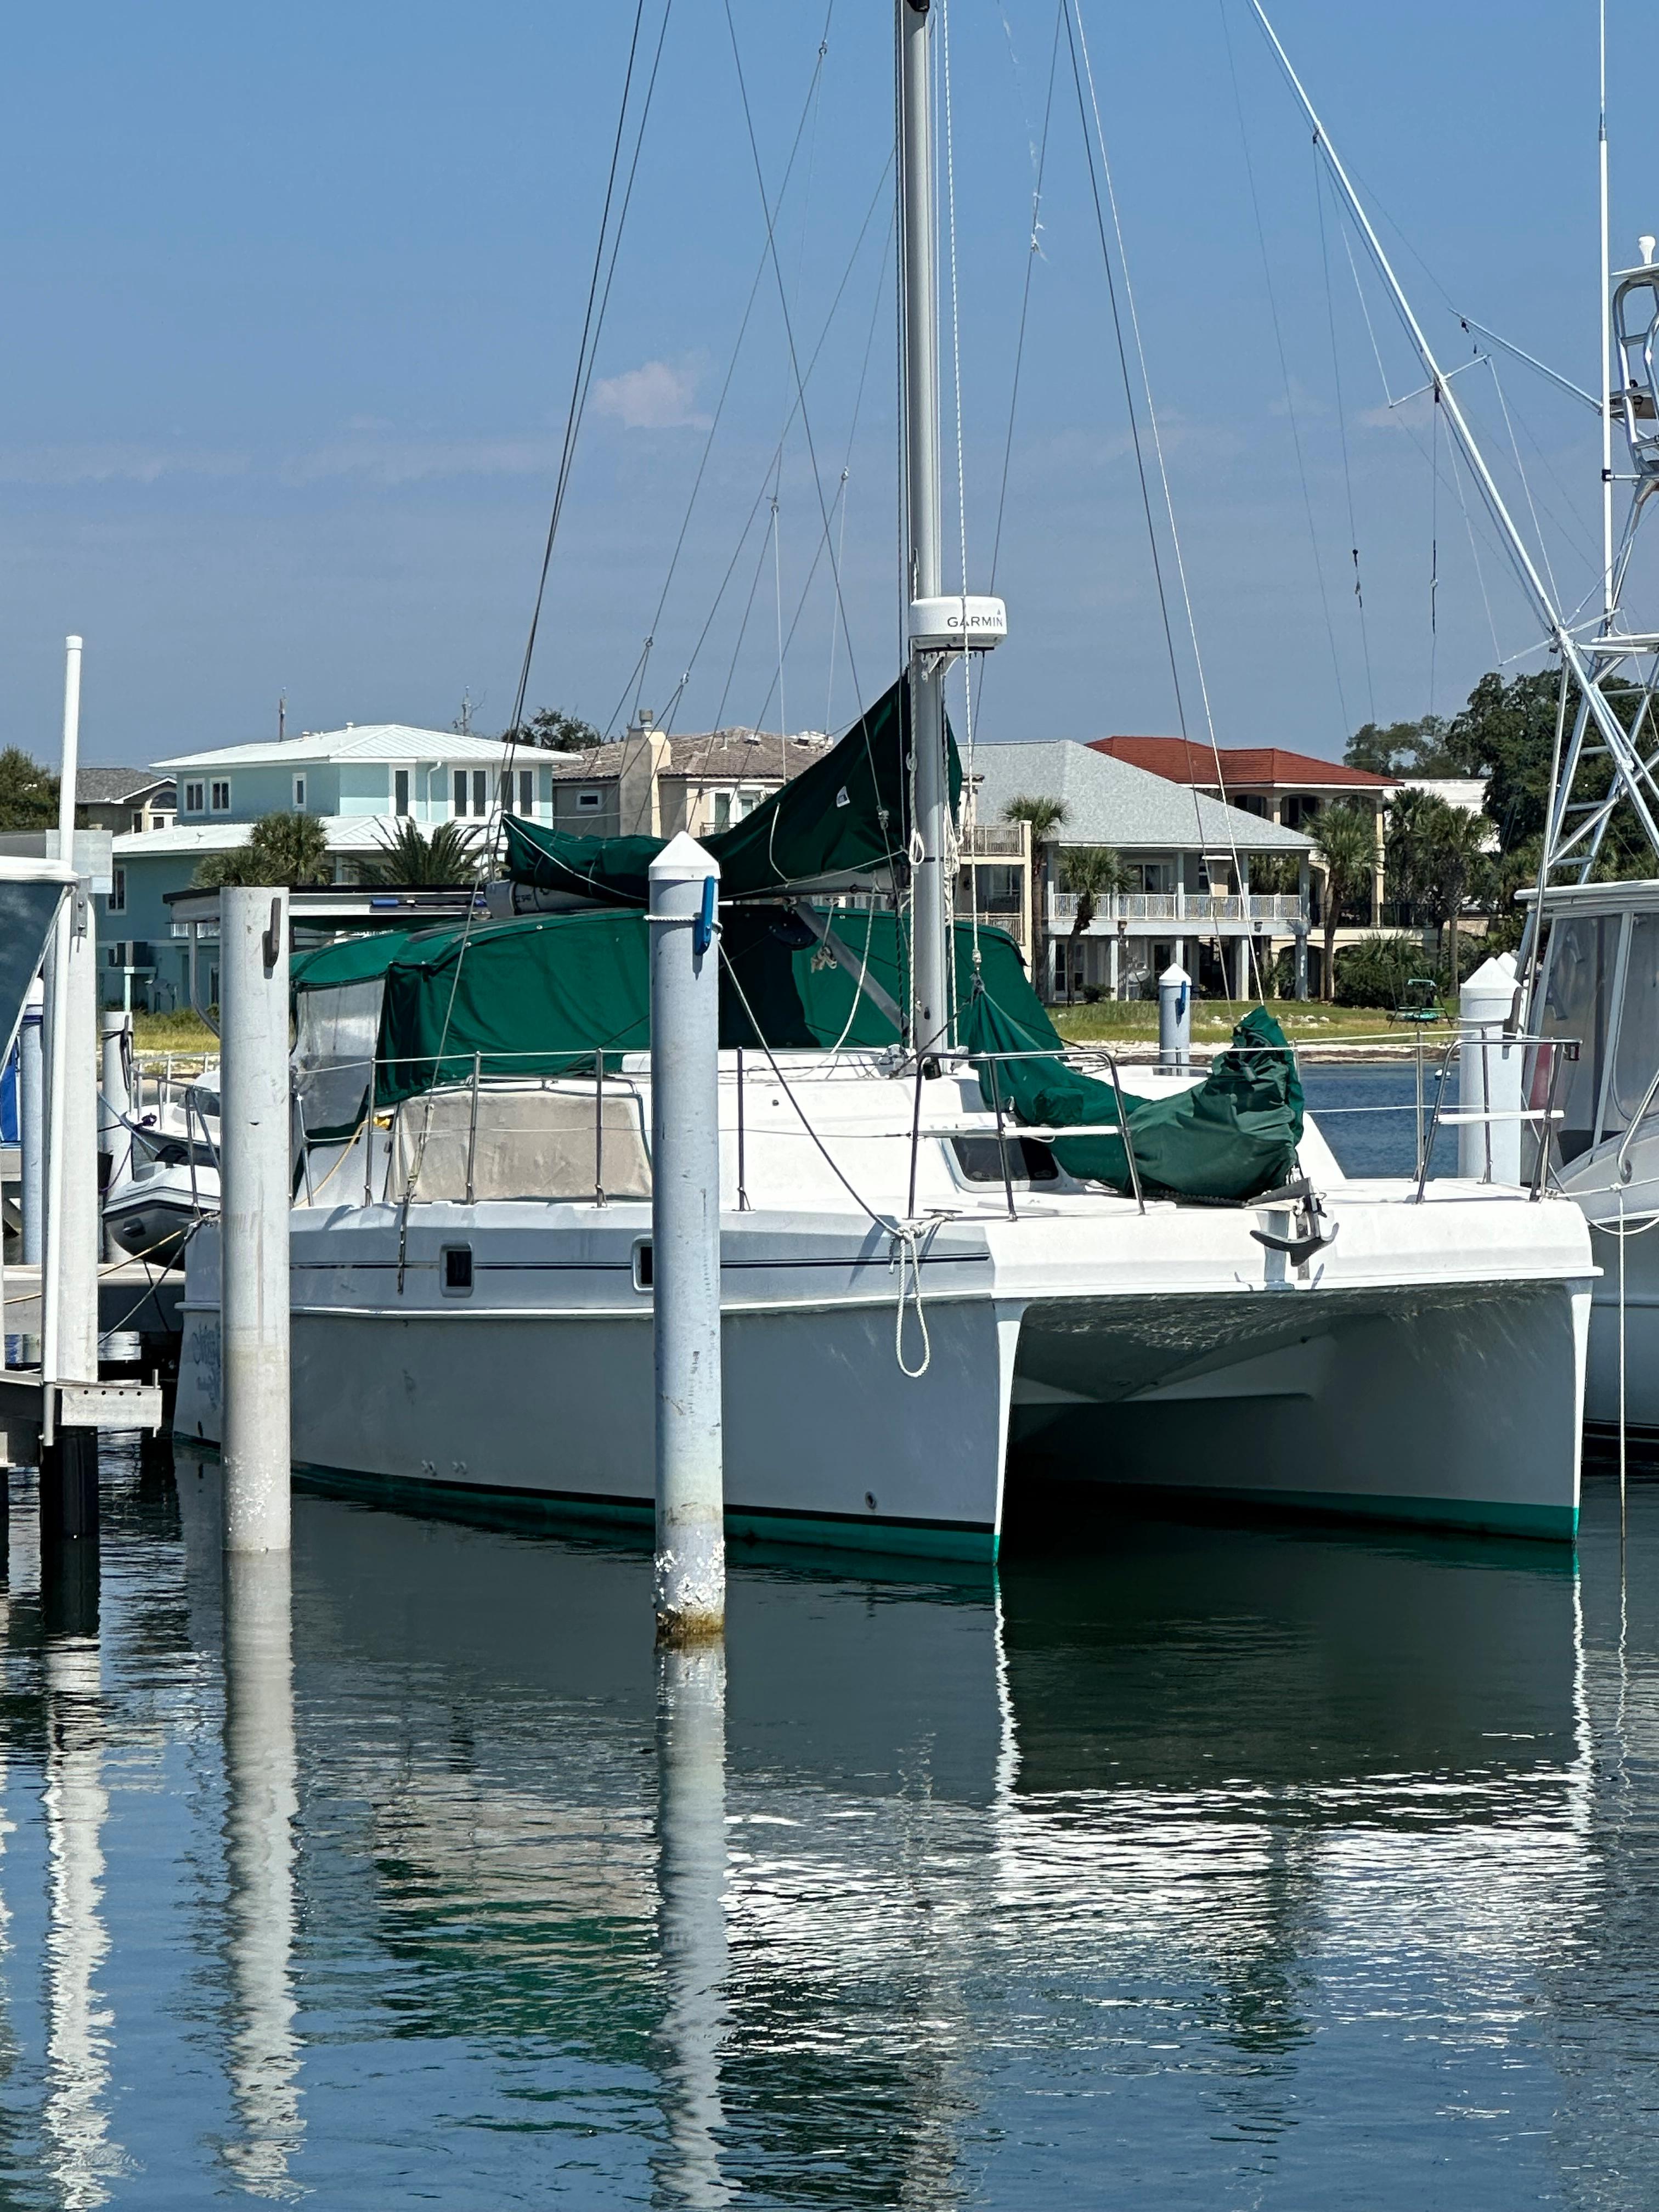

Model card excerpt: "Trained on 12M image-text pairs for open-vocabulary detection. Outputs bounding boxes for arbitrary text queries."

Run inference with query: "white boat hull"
[1560,1125,1659,1437]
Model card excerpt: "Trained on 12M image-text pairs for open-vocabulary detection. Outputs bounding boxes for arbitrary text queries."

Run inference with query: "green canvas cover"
[966,995,1303,1201]
[373,906,1049,1106]
[501,676,962,906]
[290,928,428,992]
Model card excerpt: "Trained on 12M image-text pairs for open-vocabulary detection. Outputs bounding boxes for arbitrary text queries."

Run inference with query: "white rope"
[891,1223,934,1377]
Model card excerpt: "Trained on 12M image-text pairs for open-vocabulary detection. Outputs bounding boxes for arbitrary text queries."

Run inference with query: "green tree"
[359,818,483,887]
[0,747,60,831]
[504,707,601,754]
[193,811,332,888]
[1346,714,1457,777]
[1003,794,1068,1000]
[1412,798,1489,970]
[1312,802,1377,1000]
[1057,845,1128,1002]
[1444,668,1563,852]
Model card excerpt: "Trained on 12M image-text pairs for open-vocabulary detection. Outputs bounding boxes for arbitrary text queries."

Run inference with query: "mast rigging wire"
[1313,151,1376,725]
[1070,0,1265,1002]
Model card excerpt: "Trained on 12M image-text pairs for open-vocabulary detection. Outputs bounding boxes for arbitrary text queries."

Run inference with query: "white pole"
[1159,961,1191,1073]
[899,0,951,1056]
[648,834,724,1645]
[1599,0,1614,630]
[43,635,99,1421]
[20,977,45,1266]
[219,887,291,1555]
[1457,953,1523,1184]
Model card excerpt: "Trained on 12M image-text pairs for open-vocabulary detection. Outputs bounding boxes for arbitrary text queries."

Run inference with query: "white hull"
[1560,1124,1659,1436]
[175,1057,1594,1554]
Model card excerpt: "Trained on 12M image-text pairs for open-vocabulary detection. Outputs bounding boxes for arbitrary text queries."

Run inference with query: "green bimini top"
[500,674,962,907]
[372,906,1049,1107]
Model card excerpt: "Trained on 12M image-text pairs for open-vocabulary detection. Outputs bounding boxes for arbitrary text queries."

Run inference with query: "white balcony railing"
[1047,890,1304,928]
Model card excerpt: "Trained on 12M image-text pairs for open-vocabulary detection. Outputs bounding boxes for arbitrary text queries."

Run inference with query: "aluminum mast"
[898,0,951,1056]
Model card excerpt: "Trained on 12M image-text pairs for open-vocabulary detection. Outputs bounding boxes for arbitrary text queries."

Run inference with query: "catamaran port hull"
[174,1192,1591,1555]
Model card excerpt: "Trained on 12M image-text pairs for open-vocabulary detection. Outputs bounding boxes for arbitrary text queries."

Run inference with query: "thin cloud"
[1358,390,1437,432]
[0,443,249,485]
[592,357,710,431]
[281,436,560,487]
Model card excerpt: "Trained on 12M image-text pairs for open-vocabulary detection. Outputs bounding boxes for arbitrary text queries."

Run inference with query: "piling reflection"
[41,1632,119,2208]
[221,1550,302,2194]
[654,1645,731,2209]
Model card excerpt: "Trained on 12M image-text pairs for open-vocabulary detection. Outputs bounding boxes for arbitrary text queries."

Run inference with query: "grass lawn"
[132,1009,218,1054]
[1052,999,1427,1048]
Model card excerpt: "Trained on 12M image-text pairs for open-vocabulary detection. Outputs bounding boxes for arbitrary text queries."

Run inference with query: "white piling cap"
[648,830,720,886]
[1159,962,1190,988]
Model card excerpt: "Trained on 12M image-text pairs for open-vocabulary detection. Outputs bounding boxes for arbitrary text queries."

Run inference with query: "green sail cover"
[965,994,1303,1201]
[501,676,961,906]
[374,907,1051,1107]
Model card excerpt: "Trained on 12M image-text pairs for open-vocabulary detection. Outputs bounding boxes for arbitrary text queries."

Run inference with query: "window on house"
[453,769,467,816]
[577,789,602,813]
[394,769,410,817]
[519,769,534,816]
[712,791,732,831]
[292,774,307,810]
[183,781,205,814]
[108,867,126,915]
[210,780,232,812]
[499,770,513,811]
[129,809,144,833]
[472,769,488,816]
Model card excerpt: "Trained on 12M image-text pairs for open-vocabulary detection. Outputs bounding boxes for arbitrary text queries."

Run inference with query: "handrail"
[1615,1059,1659,1186]
[1410,1030,1578,1203]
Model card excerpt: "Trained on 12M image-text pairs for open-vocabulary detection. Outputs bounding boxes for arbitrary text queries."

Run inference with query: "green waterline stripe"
[1034,1475,1578,1545]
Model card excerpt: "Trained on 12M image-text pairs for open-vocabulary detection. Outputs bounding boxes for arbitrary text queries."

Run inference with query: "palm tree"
[1416,799,1488,980]
[359,817,484,888]
[1003,795,1068,1000]
[1312,802,1377,1000]
[1058,845,1128,1001]
[193,810,332,889]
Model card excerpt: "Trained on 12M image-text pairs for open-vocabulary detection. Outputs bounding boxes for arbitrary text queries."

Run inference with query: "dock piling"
[647,836,725,1645]
[1159,962,1192,1074]
[219,888,291,1555]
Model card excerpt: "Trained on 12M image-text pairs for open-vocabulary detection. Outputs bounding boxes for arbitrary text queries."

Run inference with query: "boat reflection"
[252,1480,1592,2201]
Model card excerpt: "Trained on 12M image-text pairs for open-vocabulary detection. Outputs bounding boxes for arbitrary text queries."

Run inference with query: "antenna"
[1600,0,1613,629]
[278,691,286,742]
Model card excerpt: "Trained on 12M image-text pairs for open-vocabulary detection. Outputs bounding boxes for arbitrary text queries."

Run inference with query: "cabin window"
[1606,912,1659,1137]
[394,769,410,816]
[453,769,467,816]
[1538,913,1619,1161]
[950,1135,1060,1186]
[183,781,205,814]
[210,780,232,812]
[441,1245,473,1295]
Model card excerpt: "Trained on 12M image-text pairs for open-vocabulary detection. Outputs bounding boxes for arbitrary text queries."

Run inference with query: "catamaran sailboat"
[175,2,1593,1550]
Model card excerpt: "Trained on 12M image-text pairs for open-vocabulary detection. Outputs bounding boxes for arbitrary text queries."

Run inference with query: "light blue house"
[102,723,537,1009]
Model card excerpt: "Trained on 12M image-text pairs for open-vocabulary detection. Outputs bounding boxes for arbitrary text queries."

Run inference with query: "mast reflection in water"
[0,1442,1653,2205]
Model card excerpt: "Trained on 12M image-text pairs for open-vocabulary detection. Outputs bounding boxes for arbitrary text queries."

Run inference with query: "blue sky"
[0,1,1643,769]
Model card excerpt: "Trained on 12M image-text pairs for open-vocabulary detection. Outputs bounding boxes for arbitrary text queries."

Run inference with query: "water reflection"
[221,1551,301,2195]
[0,1448,1655,2207]
[41,1631,119,2207]
[654,1646,730,2209]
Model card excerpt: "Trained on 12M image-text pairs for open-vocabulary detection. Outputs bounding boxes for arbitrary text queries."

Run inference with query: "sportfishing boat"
[176,2,1593,1551]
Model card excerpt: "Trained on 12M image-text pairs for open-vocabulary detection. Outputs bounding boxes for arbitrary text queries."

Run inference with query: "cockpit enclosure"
[1528,882,1659,1170]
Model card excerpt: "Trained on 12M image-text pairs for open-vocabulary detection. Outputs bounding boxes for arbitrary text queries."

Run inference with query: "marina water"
[0,1069,1645,2207]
